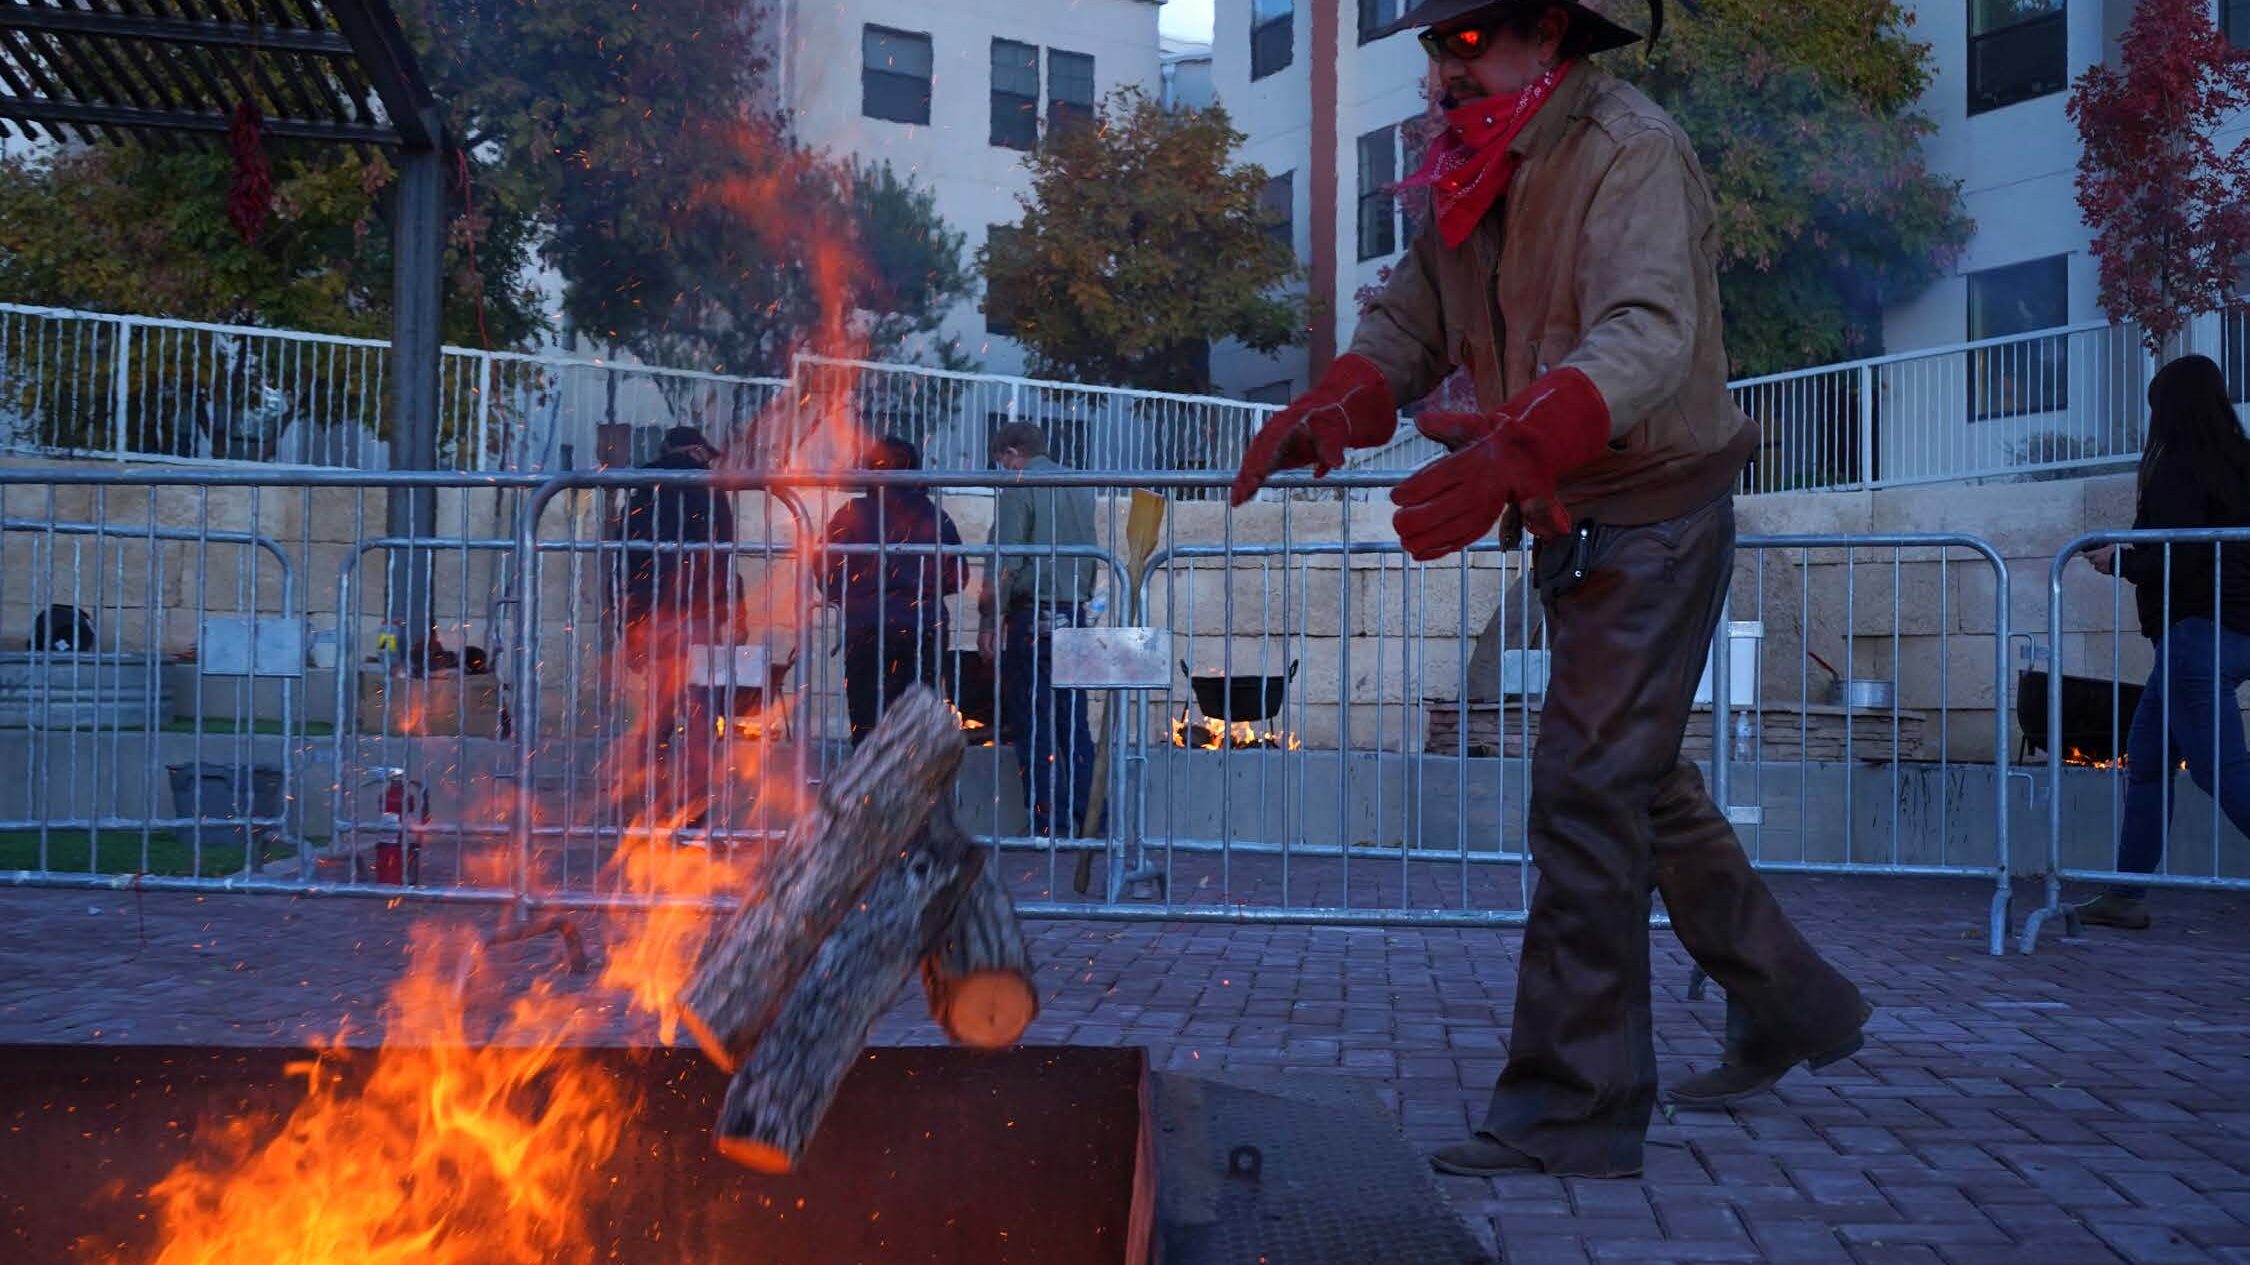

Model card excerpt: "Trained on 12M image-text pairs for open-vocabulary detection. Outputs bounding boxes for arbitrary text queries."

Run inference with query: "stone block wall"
[2,457,2164,765]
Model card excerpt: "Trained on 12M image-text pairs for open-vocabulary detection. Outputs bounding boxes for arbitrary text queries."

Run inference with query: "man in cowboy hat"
[1232,0,1869,1179]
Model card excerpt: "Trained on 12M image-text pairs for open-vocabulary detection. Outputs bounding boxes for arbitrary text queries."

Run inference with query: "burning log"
[715,800,983,1173]
[680,686,965,1073]
[920,858,1038,1048]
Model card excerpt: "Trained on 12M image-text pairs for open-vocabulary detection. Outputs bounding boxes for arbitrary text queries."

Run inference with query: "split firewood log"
[679,686,964,1072]
[713,800,982,1173]
[919,857,1037,1048]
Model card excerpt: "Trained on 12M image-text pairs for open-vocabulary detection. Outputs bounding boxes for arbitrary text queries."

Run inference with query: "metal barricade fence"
[0,465,2015,955]
[1101,526,2011,949]
[1716,534,2014,957]
[0,467,533,901]
[2021,528,2250,953]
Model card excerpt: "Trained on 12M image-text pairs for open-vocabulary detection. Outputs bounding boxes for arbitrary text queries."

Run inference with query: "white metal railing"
[0,300,2165,489]
[1347,320,2159,494]
[0,303,787,472]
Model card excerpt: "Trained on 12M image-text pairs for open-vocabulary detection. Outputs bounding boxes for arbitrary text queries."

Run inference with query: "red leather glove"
[1230,355,1398,507]
[1390,368,1613,562]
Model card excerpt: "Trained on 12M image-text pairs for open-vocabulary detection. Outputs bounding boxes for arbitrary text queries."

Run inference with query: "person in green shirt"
[980,423,1104,839]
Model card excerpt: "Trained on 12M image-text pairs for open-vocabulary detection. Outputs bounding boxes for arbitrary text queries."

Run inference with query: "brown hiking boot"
[1666,1000,1874,1108]
[1428,1133,1545,1178]
[2073,893,2151,930]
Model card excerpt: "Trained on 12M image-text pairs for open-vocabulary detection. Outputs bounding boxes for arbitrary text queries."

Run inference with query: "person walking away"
[2076,354,2250,929]
[616,425,738,829]
[822,436,967,746]
[981,422,1105,840]
[1232,0,1868,1178]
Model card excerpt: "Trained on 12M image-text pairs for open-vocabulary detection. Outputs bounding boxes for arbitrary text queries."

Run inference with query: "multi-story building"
[762,0,1167,376]
[545,1,1165,377]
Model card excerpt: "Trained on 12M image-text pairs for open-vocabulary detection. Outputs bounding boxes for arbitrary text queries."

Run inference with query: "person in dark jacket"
[2077,354,2250,929]
[822,436,967,745]
[615,425,738,827]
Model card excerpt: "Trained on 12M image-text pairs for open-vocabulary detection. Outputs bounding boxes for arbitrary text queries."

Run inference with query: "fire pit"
[2017,669,2145,764]
[0,1043,1486,1264]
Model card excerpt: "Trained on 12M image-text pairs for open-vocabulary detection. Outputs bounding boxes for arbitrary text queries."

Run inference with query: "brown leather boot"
[2074,893,2150,930]
[1428,1133,1546,1178]
[1665,1000,1874,1108]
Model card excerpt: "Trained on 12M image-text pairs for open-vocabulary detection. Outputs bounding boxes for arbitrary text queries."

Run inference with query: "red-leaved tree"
[2070,0,2250,355]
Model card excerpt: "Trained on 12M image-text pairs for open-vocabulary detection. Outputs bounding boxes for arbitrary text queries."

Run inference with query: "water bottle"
[1086,591,1110,625]
[1732,712,1755,761]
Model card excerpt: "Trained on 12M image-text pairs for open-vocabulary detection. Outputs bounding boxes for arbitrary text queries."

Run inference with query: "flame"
[127,928,626,1265]
[118,117,886,1264]
[1171,715,1302,751]
[2061,747,2189,773]
[946,702,994,746]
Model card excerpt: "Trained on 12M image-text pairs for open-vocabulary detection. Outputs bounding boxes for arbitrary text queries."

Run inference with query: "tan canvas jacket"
[1350,63,1756,528]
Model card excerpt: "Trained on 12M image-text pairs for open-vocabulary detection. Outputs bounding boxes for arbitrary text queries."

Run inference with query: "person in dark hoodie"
[2076,354,2250,930]
[616,425,738,826]
[821,436,967,745]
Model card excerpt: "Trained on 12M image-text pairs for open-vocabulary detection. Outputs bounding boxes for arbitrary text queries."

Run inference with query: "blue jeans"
[1001,602,1103,838]
[2114,618,2250,897]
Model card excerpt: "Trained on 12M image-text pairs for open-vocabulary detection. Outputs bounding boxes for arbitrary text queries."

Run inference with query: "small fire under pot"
[1175,661,1300,751]
[2016,668,2146,766]
[2,1044,1486,1265]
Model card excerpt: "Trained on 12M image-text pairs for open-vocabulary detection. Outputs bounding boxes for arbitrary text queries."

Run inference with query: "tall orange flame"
[114,120,890,1264]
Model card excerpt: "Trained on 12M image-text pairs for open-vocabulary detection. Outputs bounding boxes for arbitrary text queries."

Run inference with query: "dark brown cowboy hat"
[1367,0,1681,54]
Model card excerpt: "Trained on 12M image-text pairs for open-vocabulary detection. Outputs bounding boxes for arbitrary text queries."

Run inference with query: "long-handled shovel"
[1073,489,1167,894]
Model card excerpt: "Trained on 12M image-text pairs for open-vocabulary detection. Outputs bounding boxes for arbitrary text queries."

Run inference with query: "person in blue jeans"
[2076,354,2250,930]
[980,422,1105,840]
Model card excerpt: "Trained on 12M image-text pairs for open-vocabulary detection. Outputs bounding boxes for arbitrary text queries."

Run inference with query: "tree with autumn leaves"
[981,88,1304,394]
[2069,0,2250,356]
[0,1,973,387]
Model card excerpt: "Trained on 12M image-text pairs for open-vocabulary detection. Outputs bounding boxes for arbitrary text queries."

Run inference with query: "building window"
[990,40,1039,150]
[1358,0,1400,43]
[2222,302,2250,404]
[1048,50,1096,135]
[1968,0,2066,115]
[1357,126,1397,261]
[1252,0,1293,80]
[1260,171,1294,249]
[863,26,933,125]
[984,225,1022,337]
[2229,0,2250,46]
[1967,255,2070,420]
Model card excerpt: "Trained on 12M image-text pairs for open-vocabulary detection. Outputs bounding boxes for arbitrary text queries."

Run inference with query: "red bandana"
[1398,61,1576,249]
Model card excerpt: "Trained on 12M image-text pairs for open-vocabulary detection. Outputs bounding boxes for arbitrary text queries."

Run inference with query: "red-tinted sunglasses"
[1419,24,1499,61]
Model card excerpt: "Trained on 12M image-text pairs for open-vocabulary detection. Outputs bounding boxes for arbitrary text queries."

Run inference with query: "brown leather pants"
[1480,493,1865,1176]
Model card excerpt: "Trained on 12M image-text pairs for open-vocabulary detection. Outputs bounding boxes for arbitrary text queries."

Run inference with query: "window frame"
[1047,49,1096,136]
[862,24,935,126]
[990,38,1040,150]
[1357,125,1398,262]
[1252,0,1294,80]
[1357,0,1399,44]
[1966,254,2072,422]
[1260,170,1295,251]
[2228,0,2250,47]
[984,224,1024,338]
[1966,0,2067,116]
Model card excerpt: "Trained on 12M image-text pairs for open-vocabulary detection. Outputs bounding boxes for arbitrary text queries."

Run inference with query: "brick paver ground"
[3,871,2247,1264]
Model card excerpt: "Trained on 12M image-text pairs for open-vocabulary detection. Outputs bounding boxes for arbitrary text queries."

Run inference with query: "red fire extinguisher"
[367,768,428,886]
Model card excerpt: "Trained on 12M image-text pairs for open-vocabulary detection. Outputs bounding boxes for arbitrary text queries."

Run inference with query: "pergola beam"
[0,8,353,57]
[0,94,397,144]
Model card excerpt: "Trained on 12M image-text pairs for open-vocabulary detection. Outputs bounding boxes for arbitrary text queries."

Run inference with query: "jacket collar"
[1507,61,1597,164]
